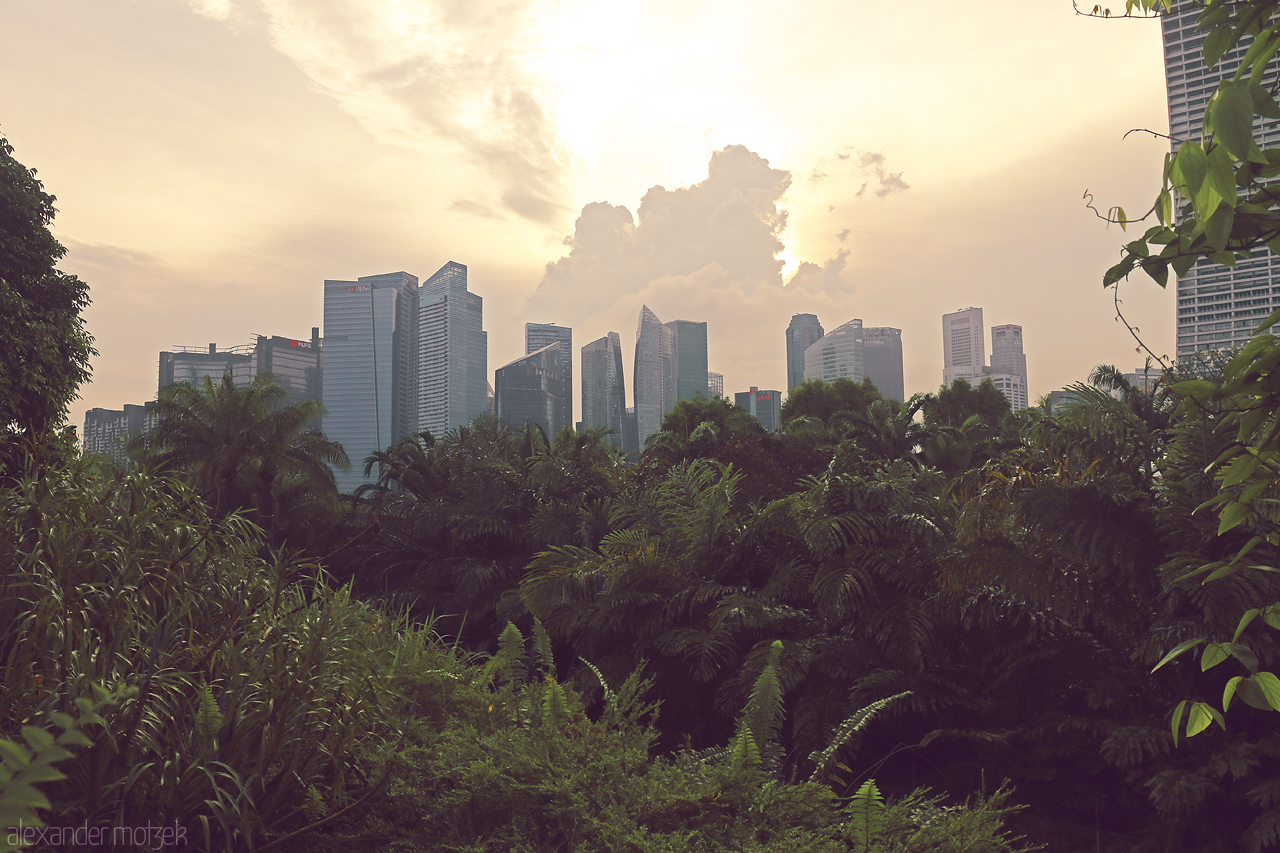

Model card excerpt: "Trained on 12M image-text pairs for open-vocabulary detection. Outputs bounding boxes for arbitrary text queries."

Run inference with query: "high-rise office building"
[708,371,724,398]
[323,271,420,493]
[942,307,985,386]
[525,323,572,438]
[495,344,563,440]
[988,324,1028,410]
[254,329,323,408]
[734,386,782,431]
[804,318,864,383]
[581,332,626,448]
[634,305,674,446]
[159,331,322,407]
[418,261,487,439]
[159,344,254,393]
[665,319,709,403]
[786,313,825,391]
[863,327,904,402]
[82,403,157,468]
[1163,5,1280,356]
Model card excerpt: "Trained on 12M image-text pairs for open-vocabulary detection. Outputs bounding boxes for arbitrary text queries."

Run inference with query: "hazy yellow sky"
[3,0,1174,428]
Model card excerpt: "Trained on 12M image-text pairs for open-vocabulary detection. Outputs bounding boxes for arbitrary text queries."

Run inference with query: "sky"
[3,0,1176,430]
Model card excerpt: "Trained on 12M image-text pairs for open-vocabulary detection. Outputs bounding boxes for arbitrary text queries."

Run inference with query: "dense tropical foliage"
[10,1,1280,849]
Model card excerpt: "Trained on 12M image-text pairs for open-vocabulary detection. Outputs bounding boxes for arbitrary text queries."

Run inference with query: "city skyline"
[11,2,1177,433]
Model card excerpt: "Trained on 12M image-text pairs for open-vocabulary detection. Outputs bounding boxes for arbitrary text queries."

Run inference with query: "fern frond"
[808,691,910,785]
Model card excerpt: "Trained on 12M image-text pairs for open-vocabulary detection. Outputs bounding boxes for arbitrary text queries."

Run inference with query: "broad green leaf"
[1201,642,1229,670]
[1218,500,1251,537]
[1169,379,1218,399]
[1254,671,1280,710]
[1234,608,1261,642]
[1224,675,1244,711]
[1204,203,1235,252]
[1221,453,1260,486]
[1249,82,1280,119]
[1171,699,1188,746]
[1141,257,1169,287]
[1204,25,1234,67]
[1228,643,1260,673]
[1185,702,1214,737]
[1175,141,1208,195]
[1157,188,1174,223]
[1205,143,1238,206]
[21,726,54,753]
[1152,637,1204,672]
[1211,81,1256,162]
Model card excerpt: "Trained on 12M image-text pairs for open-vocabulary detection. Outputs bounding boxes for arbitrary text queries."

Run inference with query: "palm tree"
[131,372,347,548]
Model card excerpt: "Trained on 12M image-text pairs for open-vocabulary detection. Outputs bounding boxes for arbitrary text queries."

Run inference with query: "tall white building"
[941,309,1030,410]
[418,261,487,438]
[804,319,864,383]
[1163,4,1280,356]
[988,324,1028,410]
[942,307,985,386]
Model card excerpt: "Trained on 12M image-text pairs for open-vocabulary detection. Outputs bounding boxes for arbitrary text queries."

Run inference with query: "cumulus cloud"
[185,0,573,222]
[523,145,864,395]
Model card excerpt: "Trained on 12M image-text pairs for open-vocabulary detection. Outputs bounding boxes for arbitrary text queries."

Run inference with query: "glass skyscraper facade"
[786,313,824,391]
[158,345,254,392]
[495,344,563,440]
[862,327,904,402]
[418,261,487,439]
[253,329,322,408]
[525,323,572,438]
[665,319,709,404]
[734,386,782,431]
[805,318,864,384]
[634,305,674,447]
[1163,4,1280,356]
[323,271,419,493]
[581,331,626,449]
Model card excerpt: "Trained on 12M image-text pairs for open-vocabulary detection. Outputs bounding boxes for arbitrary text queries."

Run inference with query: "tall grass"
[0,454,434,850]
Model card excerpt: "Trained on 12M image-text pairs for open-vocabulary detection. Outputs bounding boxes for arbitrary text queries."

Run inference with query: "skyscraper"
[862,327,904,402]
[83,403,157,468]
[159,344,254,393]
[253,328,323,409]
[988,324,1028,410]
[323,271,419,493]
[495,344,563,440]
[664,319,709,403]
[804,318,864,383]
[1163,6,1280,356]
[634,305,674,446]
[942,307,985,386]
[418,261,487,439]
[525,323,572,438]
[734,387,782,431]
[708,371,724,398]
[581,332,626,448]
[786,313,824,391]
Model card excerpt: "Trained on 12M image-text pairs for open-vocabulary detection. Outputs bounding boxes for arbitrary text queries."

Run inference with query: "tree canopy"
[0,134,94,436]
[781,377,882,425]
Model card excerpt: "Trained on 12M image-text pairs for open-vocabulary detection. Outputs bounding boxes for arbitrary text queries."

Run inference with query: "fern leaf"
[743,640,786,755]
[531,617,555,676]
[845,778,886,852]
[809,691,910,785]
